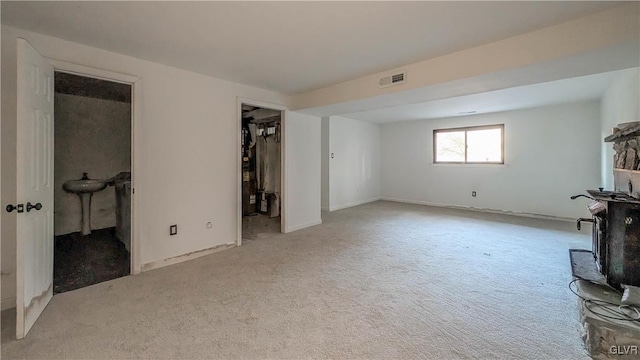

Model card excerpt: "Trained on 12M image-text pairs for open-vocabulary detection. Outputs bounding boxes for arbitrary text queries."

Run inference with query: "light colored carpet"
[1,201,590,359]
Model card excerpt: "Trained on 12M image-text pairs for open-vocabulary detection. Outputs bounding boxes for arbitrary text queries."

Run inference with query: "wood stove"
[573,122,640,287]
[577,190,640,288]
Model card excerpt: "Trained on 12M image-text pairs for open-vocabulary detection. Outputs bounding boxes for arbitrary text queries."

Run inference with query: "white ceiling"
[1,1,624,95]
[340,70,624,124]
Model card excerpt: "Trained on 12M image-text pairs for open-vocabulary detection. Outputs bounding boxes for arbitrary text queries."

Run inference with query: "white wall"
[600,68,640,190]
[1,25,293,310]
[326,116,381,211]
[285,112,322,232]
[321,117,330,210]
[380,102,602,219]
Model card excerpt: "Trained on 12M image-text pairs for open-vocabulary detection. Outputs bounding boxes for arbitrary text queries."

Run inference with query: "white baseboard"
[285,219,322,233]
[328,197,381,212]
[141,243,236,272]
[380,197,574,222]
[1,296,16,310]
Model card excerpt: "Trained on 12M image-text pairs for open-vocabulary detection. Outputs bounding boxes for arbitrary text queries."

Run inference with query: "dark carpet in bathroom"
[54,227,130,294]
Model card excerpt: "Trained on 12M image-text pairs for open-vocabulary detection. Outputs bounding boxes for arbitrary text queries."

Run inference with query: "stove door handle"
[571,194,595,201]
[576,217,594,231]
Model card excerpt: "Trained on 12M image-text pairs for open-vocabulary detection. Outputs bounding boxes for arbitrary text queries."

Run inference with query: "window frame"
[433,124,504,164]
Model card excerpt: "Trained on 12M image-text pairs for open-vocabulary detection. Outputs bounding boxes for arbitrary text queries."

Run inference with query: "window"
[433,124,504,164]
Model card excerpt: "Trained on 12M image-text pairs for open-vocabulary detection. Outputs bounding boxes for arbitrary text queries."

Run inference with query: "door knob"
[6,204,24,213]
[26,202,42,212]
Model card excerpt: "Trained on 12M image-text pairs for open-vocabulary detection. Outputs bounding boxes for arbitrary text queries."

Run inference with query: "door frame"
[47,58,142,274]
[236,97,287,246]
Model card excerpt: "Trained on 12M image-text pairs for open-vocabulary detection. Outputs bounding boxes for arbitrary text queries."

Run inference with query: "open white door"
[15,38,55,339]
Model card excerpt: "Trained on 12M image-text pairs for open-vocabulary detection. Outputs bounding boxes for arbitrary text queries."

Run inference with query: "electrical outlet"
[206,221,213,229]
[170,224,177,236]
[472,191,477,197]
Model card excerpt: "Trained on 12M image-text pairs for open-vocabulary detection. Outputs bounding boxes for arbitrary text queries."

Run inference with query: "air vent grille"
[379,71,406,88]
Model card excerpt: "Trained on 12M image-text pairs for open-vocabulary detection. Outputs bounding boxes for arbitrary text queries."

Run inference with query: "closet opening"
[240,104,282,241]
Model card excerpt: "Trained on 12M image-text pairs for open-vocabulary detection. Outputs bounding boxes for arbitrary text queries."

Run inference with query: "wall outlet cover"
[170,224,177,236]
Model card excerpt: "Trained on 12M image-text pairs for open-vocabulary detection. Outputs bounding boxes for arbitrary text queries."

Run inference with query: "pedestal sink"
[63,173,107,235]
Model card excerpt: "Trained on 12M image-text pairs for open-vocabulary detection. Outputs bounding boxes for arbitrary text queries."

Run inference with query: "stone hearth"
[576,280,640,359]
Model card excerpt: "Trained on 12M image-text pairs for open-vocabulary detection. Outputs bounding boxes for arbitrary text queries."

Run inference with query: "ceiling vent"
[378,71,406,88]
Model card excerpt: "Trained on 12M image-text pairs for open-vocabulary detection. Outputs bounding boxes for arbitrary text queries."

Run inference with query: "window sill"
[431,163,508,168]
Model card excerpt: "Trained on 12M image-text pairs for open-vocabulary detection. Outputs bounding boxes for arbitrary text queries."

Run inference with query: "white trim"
[48,59,142,274]
[286,219,323,233]
[280,110,288,236]
[430,163,509,168]
[131,80,142,274]
[1,297,16,311]
[236,99,243,247]
[328,197,381,212]
[380,197,575,222]
[236,97,288,247]
[141,243,236,272]
[46,58,140,84]
[237,98,288,113]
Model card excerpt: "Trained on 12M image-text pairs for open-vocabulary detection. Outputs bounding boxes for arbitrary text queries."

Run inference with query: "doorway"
[14,39,141,339]
[52,72,132,293]
[240,103,283,241]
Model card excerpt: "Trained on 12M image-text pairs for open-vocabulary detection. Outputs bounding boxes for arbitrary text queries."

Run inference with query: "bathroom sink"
[63,179,107,194]
[63,173,107,236]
